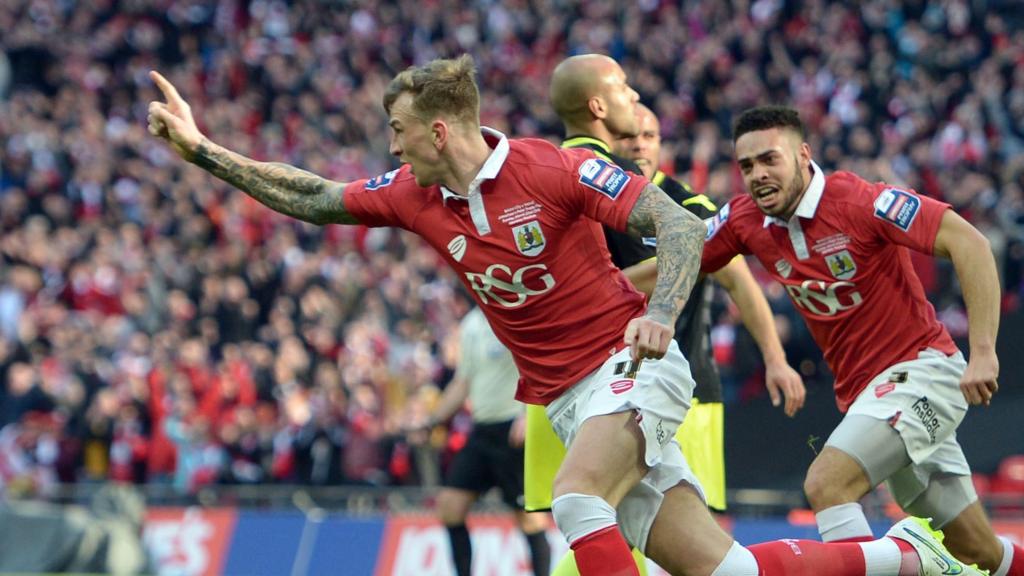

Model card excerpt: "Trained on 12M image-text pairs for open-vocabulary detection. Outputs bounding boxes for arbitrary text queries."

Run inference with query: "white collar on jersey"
[439,127,509,236]
[762,160,826,228]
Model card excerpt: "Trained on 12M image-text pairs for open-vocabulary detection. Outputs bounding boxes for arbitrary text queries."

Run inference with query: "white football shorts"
[545,340,704,551]
[827,348,974,512]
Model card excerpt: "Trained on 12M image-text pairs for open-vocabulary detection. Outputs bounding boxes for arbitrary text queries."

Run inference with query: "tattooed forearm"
[192,138,358,225]
[626,183,706,324]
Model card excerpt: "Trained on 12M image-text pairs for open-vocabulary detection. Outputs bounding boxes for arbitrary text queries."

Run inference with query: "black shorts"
[444,419,525,509]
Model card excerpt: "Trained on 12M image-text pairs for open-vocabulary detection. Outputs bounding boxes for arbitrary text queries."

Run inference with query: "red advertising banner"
[135,506,1020,576]
[372,514,717,576]
[144,507,237,576]
[375,514,568,576]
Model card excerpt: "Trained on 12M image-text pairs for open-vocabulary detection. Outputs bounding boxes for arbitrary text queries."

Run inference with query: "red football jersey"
[344,129,648,405]
[702,164,957,411]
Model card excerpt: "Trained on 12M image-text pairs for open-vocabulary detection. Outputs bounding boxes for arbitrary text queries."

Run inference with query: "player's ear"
[798,141,812,167]
[588,94,606,120]
[431,119,448,150]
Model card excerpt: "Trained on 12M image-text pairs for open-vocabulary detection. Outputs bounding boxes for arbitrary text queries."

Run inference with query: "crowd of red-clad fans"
[1,0,1023,498]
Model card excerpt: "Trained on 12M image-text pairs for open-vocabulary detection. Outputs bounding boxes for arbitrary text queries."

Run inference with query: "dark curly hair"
[733,106,806,142]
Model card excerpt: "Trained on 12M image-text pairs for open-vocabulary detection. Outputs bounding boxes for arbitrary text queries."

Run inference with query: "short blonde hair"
[383,54,480,123]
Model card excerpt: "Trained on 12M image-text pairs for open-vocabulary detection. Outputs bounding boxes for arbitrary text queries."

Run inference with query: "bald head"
[550,54,618,121]
[550,54,639,140]
[635,103,657,128]
[615,103,661,179]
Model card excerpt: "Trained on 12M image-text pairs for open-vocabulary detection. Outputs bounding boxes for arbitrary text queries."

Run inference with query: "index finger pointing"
[149,71,184,105]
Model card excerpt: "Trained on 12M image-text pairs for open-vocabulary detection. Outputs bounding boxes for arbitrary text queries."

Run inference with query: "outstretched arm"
[191,141,356,225]
[622,183,705,361]
[933,209,1000,406]
[146,71,358,226]
[712,257,805,416]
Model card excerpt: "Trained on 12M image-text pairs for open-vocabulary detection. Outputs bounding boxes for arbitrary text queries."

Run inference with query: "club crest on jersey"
[873,188,920,231]
[365,168,399,190]
[513,220,546,257]
[578,158,630,199]
[825,250,856,280]
[447,235,467,262]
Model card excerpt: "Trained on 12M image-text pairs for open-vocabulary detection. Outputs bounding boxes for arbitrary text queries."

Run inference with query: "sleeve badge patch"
[873,188,920,232]
[704,202,731,240]
[578,158,630,200]
[365,168,400,191]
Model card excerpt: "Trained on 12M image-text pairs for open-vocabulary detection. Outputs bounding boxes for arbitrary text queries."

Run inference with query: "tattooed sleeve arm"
[625,183,706,324]
[145,71,357,226]
[192,138,358,226]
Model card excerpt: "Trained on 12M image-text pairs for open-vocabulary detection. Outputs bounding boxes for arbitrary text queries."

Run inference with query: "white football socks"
[817,502,874,542]
[858,538,906,575]
[709,541,758,576]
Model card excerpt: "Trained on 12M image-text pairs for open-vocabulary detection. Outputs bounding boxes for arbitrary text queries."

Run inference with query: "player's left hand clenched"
[961,350,999,406]
[624,314,674,362]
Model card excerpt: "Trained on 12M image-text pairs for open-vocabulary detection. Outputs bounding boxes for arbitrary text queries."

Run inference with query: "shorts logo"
[704,203,731,240]
[911,396,941,443]
[875,382,896,398]
[512,221,546,257]
[578,158,630,199]
[365,168,399,190]
[655,420,668,446]
[609,379,634,395]
[447,235,467,262]
[825,250,856,280]
[874,188,921,232]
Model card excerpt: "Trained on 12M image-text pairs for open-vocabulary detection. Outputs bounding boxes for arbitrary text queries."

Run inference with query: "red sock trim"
[570,525,639,576]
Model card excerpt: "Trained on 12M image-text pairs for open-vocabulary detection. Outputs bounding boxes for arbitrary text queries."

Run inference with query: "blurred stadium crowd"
[0,0,1022,498]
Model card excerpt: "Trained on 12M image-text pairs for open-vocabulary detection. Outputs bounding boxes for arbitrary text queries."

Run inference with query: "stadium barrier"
[6,484,1021,576]
[142,507,1024,576]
